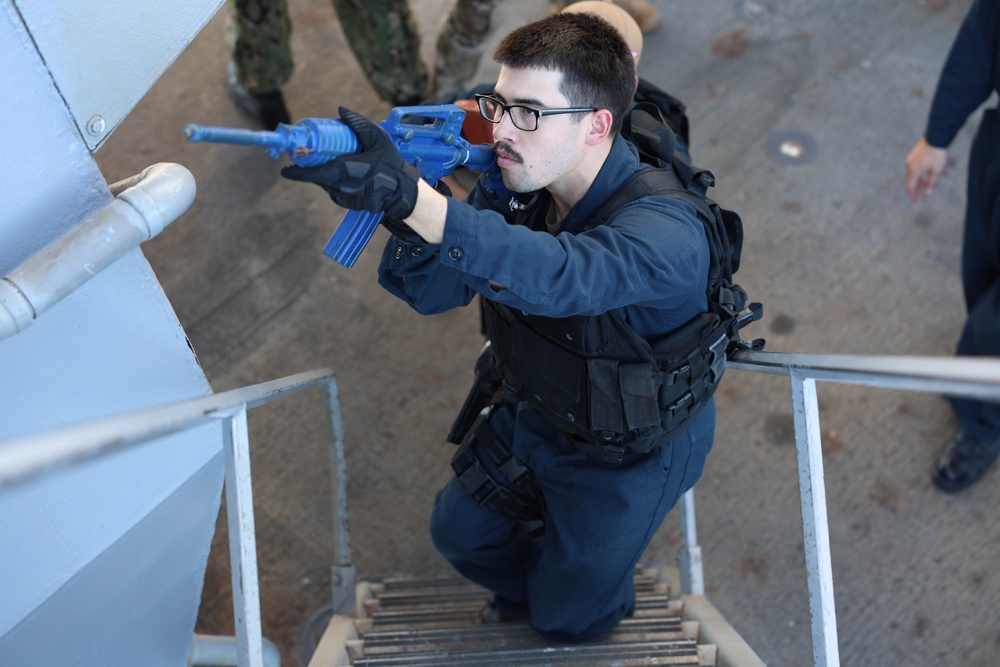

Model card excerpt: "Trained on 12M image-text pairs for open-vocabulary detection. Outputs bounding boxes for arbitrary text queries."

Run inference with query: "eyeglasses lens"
[478,97,537,131]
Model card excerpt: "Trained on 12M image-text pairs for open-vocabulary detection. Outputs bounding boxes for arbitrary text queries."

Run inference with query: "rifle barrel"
[183,123,289,149]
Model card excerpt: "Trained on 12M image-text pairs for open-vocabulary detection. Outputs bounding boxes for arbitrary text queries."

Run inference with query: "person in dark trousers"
[905,0,1000,493]
[281,12,716,642]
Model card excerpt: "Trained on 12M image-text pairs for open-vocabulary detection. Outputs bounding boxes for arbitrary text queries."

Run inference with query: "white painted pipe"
[188,633,281,667]
[0,162,196,341]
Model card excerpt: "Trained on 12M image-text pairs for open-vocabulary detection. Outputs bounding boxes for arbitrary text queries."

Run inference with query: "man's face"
[490,67,592,194]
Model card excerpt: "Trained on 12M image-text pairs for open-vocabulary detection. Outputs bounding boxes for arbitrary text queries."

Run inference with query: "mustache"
[491,141,523,164]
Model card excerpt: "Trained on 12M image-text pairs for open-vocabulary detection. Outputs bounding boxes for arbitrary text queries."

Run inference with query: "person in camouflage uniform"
[225,0,658,129]
[226,0,427,127]
[227,0,294,128]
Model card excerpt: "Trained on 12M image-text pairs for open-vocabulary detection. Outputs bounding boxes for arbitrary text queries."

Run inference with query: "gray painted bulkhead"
[0,0,226,664]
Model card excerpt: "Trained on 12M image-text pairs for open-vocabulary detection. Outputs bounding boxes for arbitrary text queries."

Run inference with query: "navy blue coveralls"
[377,135,716,643]
[925,0,1000,438]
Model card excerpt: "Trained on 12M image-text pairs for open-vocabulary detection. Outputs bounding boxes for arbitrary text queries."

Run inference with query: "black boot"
[931,429,1000,493]
[226,62,291,129]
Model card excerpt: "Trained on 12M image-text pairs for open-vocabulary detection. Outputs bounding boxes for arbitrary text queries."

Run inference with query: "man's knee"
[530,599,630,644]
[523,564,637,643]
[429,484,466,558]
[429,478,504,559]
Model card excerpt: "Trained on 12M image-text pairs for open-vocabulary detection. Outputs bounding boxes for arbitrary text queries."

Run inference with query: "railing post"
[677,489,704,595]
[789,370,840,667]
[222,405,264,667]
[324,376,356,615]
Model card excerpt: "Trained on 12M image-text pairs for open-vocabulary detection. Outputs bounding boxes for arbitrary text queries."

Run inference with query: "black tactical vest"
[478,105,762,463]
[481,185,731,461]
[482,294,728,463]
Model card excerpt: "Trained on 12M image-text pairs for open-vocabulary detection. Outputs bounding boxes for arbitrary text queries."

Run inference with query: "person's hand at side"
[905,137,948,202]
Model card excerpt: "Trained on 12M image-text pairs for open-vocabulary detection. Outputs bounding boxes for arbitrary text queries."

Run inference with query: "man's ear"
[587,109,615,146]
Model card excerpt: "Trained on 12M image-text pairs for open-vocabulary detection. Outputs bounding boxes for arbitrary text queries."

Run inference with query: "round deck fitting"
[766,130,818,165]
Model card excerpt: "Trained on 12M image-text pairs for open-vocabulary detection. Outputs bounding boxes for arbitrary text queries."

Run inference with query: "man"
[282,12,715,642]
[904,0,1000,493]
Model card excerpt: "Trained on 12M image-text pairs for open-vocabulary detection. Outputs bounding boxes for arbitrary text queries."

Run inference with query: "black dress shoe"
[226,62,291,129]
[932,429,1000,493]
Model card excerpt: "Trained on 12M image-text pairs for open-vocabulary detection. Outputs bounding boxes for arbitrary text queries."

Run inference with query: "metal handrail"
[0,367,353,667]
[7,352,1000,667]
[687,350,1000,667]
[0,163,196,342]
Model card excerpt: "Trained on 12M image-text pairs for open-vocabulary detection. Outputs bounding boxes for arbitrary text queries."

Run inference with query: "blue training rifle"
[184,105,495,267]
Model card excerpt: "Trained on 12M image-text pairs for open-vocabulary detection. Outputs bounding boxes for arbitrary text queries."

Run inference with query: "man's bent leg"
[519,403,715,643]
[429,474,536,618]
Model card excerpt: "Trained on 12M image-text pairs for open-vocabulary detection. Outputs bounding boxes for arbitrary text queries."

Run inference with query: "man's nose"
[493,112,517,142]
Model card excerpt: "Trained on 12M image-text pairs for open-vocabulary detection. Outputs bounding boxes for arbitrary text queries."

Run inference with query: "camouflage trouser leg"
[329,0,428,105]
[228,0,294,94]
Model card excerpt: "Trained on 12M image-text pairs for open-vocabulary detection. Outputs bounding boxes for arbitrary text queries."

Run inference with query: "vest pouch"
[483,298,706,455]
[509,318,663,444]
[509,318,596,442]
[517,312,616,356]
[652,312,727,441]
[650,311,721,366]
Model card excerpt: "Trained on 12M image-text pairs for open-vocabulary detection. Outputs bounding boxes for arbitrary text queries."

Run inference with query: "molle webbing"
[482,299,729,463]
[450,412,543,520]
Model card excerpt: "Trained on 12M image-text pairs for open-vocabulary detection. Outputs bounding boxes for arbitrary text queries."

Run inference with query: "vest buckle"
[707,333,728,384]
[667,391,693,417]
[600,443,626,464]
[501,379,522,402]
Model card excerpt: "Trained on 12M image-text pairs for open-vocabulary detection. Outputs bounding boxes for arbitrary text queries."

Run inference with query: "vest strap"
[450,410,543,520]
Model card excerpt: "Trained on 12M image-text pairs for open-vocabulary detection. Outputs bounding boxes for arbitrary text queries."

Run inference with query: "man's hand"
[281,107,420,219]
[905,137,948,202]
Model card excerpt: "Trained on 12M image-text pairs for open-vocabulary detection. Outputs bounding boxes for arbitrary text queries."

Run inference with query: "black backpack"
[588,101,764,357]
[634,78,691,150]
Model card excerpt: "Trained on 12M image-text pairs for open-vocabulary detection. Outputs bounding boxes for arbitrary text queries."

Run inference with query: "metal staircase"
[308,564,768,667]
[9,355,1000,666]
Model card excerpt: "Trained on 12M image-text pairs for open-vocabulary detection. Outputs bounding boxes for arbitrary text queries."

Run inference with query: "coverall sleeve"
[925,0,1000,148]
[377,185,707,320]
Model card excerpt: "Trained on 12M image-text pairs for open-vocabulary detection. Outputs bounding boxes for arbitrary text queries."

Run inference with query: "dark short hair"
[493,12,635,136]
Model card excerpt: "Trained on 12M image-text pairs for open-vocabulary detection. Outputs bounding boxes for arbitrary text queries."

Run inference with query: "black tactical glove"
[432,178,453,199]
[281,106,420,220]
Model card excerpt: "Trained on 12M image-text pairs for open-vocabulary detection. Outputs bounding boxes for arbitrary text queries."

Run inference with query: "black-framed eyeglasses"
[475,94,597,132]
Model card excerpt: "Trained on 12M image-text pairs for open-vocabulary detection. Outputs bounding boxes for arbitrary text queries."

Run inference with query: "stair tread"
[351,640,704,666]
[371,568,659,595]
[345,568,714,666]
[366,596,678,622]
[362,616,689,649]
